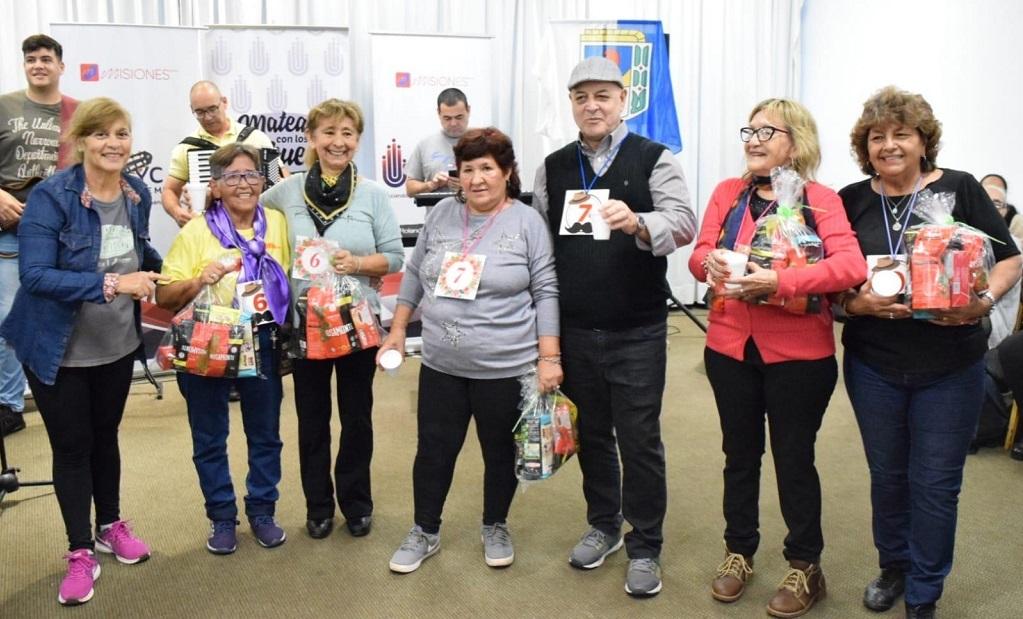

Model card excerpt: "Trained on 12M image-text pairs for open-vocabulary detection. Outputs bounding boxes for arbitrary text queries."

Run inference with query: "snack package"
[157,284,260,378]
[904,190,996,317]
[513,372,579,484]
[747,167,824,314]
[294,274,383,360]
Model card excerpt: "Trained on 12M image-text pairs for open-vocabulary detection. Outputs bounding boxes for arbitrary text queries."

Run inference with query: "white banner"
[205,26,351,174]
[50,23,204,258]
[369,33,493,233]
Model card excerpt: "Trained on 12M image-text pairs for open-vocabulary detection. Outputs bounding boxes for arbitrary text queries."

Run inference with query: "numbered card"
[559,189,609,236]
[293,236,338,280]
[866,254,909,298]
[236,280,275,326]
[434,252,486,300]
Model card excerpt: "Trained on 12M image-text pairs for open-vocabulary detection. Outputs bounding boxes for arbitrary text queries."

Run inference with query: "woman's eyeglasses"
[216,171,263,186]
[740,126,790,143]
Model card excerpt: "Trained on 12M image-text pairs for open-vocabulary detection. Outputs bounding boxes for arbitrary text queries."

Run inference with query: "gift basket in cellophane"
[513,372,579,484]
[903,190,995,318]
[747,166,824,314]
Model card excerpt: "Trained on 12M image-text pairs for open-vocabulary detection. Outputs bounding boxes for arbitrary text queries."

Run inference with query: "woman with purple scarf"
[157,142,291,555]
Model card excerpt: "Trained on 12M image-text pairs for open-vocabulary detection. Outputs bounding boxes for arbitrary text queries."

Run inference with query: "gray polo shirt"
[404,131,458,181]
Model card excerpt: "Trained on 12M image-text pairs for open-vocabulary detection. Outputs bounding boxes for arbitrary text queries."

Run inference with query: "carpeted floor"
[2,311,1021,618]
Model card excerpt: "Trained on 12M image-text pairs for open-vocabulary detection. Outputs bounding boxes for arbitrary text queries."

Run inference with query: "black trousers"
[704,340,837,564]
[26,353,135,551]
[561,322,668,559]
[412,364,521,534]
[292,348,377,521]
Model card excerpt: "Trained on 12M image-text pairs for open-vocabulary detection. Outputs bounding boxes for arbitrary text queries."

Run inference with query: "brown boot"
[711,552,753,602]
[766,561,826,618]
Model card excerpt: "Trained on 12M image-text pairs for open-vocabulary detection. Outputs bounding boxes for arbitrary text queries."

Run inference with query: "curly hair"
[747,98,821,180]
[850,86,942,176]
[453,127,521,200]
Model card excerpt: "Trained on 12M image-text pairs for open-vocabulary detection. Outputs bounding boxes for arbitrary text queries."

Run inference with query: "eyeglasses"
[740,126,790,143]
[192,104,222,119]
[216,170,263,186]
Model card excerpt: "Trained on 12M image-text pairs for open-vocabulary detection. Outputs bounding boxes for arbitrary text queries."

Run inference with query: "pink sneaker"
[96,520,151,564]
[58,549,100,606]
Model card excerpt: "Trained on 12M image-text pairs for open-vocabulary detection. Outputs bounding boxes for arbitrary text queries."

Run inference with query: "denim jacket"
[0,165,162,384]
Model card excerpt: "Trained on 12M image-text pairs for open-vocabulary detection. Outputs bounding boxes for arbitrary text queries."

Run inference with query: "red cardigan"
[688,178,866,363]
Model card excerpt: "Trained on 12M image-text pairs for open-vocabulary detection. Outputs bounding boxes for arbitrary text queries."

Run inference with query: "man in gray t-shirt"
[404,88,470,197]
[0,34,75,436]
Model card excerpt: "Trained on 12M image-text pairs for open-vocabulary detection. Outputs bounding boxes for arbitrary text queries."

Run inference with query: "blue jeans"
[176,328,283,521]
[0,244,26,412]
[561,322,667,559]
[843,352,984,606]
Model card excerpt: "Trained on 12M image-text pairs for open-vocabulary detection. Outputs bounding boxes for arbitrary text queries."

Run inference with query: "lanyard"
[879,176,922,257]
[747,190,778,226]
[461,202,506,257]
[577,141,622,192]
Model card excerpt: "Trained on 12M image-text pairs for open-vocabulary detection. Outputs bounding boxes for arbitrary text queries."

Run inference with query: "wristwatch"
[634,214,648,236]
[979,289,997,314]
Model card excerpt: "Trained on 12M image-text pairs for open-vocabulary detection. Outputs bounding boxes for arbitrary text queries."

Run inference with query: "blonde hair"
[64,97,131,164]
[748,98,821,180]
[304,98,364,168]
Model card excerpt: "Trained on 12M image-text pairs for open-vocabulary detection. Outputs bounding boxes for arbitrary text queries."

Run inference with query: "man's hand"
[0,189,25,230]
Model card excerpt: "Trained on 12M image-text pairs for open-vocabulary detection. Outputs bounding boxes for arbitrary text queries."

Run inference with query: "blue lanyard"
[879,176,922,257]
[577,141,622,192]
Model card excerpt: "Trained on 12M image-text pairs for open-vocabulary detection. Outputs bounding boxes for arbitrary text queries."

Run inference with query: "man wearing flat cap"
[532,56,696,597]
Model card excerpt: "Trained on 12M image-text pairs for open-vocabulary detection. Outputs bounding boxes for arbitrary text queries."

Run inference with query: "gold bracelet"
[354,256,362,275]
[538,354,562,365]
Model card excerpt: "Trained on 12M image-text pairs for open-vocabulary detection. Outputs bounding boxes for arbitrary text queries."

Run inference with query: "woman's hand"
[116,271,170,301]
[843,282,911,319]
[198,261,231,286]
[376,328,407,366]
[727,263,779,301]
[537,359,563,394]
[929,295,991,326]
[333,249,360,276]
[702,249,735,286]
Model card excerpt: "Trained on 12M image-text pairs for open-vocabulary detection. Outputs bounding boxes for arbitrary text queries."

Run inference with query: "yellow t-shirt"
[161,208,290,306]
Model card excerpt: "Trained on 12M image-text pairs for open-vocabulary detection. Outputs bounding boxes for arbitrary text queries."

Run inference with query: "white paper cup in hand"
[186,182,208,214]
[590,208,611,241]
[721,250,749,289]
[379,348,403,375]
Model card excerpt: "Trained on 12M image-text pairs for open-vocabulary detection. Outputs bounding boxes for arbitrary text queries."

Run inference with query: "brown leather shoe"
[767,561,826,618]
[711,552,754,602]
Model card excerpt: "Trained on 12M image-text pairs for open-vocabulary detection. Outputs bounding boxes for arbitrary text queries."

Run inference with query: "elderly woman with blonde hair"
[688,98,865,617]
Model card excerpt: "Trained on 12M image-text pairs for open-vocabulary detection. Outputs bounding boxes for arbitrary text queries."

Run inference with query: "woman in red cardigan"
[687,98,865,618]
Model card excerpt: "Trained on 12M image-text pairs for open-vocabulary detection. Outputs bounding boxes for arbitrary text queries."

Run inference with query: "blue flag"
[581,20,683,153]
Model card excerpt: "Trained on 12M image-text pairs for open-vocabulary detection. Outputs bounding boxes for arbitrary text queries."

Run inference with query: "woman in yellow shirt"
[157,143,291,555]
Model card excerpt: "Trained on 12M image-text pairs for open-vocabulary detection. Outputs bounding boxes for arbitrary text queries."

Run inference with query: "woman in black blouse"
[838,86,1022,619]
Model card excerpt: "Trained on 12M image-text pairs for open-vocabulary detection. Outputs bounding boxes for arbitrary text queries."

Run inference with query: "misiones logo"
[394,72,471,89]
[78,64,179,81]
[380,139,406,188]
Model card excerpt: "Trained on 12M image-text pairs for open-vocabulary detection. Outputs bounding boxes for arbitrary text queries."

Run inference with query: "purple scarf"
[205,200,290,325]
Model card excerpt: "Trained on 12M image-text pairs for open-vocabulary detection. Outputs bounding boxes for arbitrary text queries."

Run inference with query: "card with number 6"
[293,236,339,280]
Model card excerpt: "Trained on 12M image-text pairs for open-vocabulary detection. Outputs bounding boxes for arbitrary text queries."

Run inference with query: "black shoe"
[346,515,372,537]
[0,406,25,437]
[1011,442,1023,461]
[306,518,334,539]
[906,602,936,618]
[228,386,241,402]
[863,567,905,611]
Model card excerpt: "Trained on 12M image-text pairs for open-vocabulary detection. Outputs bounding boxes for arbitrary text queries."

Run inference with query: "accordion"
[187,147,284,187]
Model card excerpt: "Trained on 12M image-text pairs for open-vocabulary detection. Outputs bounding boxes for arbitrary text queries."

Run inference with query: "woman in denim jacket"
[0,98,165,607]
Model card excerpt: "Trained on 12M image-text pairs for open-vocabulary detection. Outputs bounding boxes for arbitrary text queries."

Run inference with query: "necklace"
[882,194,911,229]
[878,176,923,232]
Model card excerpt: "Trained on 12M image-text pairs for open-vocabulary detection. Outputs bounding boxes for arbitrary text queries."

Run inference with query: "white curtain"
[0,0,802,302]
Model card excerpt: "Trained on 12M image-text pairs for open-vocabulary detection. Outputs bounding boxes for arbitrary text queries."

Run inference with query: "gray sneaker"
[569,527,624,569]
[388,525,440,573]
[481,523,514,567]
[625,557,663,597]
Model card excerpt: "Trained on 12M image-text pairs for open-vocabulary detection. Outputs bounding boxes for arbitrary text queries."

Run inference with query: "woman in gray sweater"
[379,127,561,573]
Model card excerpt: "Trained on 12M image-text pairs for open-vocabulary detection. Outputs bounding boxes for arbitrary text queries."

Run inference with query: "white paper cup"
[186,182,208,214]
[590,209,611,241]
[379,348,403,375]
[721,250,749,290]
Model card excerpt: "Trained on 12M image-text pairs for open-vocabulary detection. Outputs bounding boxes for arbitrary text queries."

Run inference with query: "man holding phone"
[404,88,470,197]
